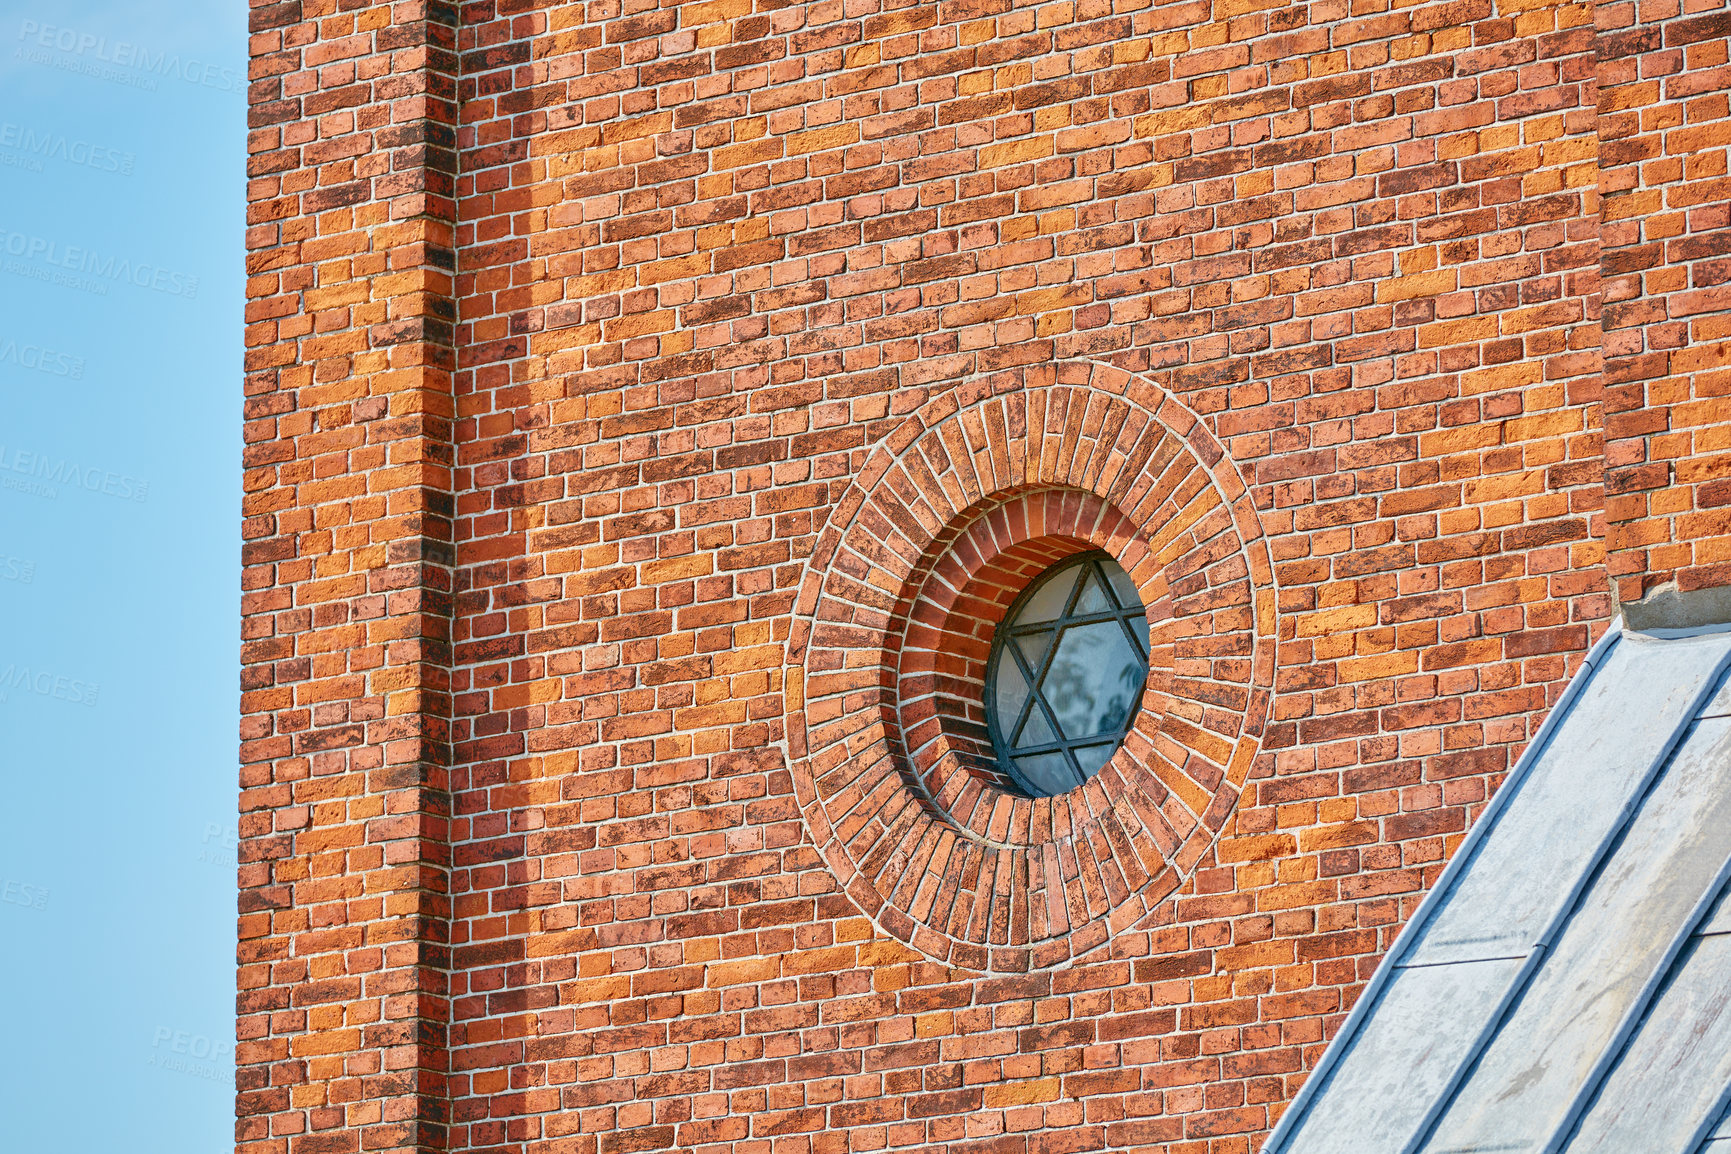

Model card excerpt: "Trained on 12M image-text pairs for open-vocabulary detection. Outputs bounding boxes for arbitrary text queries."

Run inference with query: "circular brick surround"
[786,362,1277,971]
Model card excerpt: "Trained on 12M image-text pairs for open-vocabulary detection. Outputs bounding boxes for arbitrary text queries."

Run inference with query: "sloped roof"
[1265,624,1731,1154]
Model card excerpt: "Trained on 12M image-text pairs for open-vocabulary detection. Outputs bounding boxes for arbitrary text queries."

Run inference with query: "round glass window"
[984,552,1151,797]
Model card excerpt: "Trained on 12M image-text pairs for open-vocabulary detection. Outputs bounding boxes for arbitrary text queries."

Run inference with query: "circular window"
[789,371,1278,969]
[984,551,1151,797]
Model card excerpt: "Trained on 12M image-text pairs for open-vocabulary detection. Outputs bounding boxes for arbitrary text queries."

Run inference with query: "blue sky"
[0,0,243,1147]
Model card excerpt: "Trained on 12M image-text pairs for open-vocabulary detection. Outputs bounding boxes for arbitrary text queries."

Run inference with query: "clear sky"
[0,0,243,1147]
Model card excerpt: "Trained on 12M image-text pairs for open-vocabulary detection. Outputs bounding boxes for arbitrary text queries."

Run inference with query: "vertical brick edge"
[240,1,459,1151]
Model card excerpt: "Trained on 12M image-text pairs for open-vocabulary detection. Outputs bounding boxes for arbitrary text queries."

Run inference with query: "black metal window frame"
[982,550,1152,796]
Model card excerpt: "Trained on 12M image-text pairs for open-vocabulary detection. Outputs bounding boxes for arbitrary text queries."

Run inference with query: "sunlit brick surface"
[1599,0,1731,602]
[241,0,1724,1147]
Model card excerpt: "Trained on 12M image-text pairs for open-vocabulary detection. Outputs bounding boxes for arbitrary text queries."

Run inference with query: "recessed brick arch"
[786,360,1277,972]
[896,509,1114,798]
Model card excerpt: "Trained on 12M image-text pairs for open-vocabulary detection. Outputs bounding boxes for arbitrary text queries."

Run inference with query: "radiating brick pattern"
[231,0,1712,1147]
[1598,0,1731,604]
[240,2,459,1151]
[790,363,1274,972]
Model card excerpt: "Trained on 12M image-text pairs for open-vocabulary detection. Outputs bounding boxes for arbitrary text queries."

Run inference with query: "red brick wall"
[1598,0,1731,606]
[240,2,457,1150]
[238,0,1724,1147]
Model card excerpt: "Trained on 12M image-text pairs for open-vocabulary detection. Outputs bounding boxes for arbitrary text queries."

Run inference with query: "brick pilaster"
[239,2,459,1151]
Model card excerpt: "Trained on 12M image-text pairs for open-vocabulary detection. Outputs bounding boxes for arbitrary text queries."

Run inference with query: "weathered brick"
[243,0,1719,1147]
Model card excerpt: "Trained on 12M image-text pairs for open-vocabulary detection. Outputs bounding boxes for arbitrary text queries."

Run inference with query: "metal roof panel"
[1404,634,1731,968]
[1421,716,1731,1153]
[1265,625,1731,1154]
[1562,926,1731,1154]
[1278,958,1525,1154]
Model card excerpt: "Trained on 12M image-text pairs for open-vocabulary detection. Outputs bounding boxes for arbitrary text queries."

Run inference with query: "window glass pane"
[1014,752,1075,796]
[1044,621,1142,740]
[1014,565,1078,624]
[1074,568,1112,614]
[1015,630,1052,673]
[994,656,1029,724]
[1072,743,1117,779]
[1106,564,1139,608]
[1016,707,1056,750]
[984,551,1152,797]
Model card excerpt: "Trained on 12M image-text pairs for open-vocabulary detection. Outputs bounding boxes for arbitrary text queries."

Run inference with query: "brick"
[240,0,1685,1148]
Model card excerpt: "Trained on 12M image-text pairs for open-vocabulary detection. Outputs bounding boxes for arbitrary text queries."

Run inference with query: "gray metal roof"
[1265,623,1731,1154]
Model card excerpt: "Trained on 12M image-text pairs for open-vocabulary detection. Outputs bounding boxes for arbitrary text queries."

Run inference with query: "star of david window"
[984,552,1152,797]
